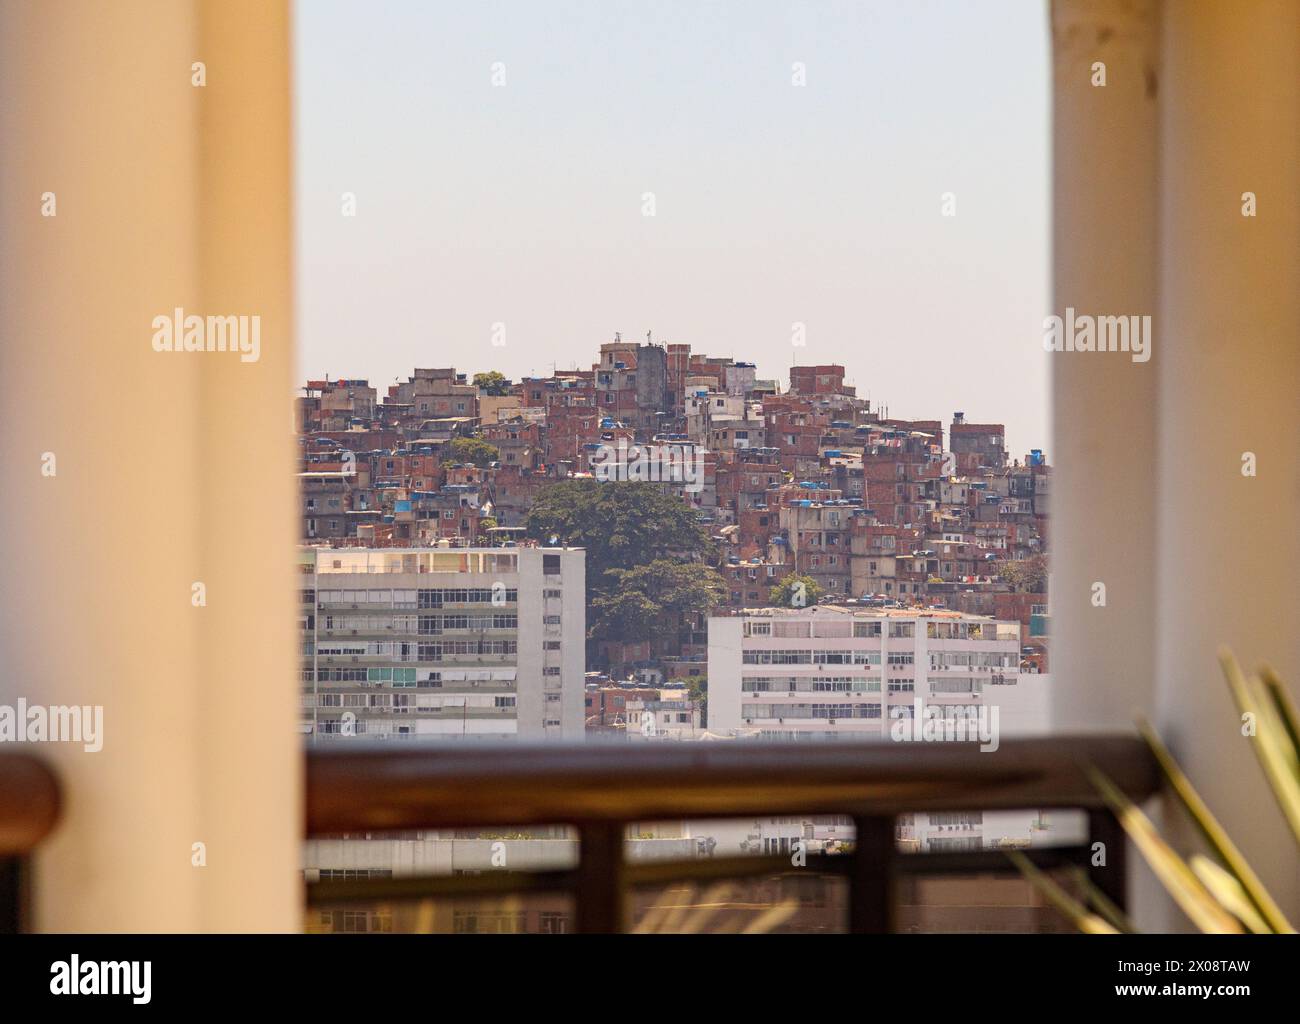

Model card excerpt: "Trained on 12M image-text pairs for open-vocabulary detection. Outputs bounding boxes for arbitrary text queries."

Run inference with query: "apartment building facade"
[300,546,586,741]
[707,605,1022,739]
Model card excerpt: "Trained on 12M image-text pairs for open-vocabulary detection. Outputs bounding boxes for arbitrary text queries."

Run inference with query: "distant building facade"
[300,546,586,740]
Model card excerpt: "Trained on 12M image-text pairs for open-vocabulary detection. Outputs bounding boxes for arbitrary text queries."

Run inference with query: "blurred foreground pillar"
[0,0,299,931]
[1151,0,1300,928]
[1052,0,1299,927]
[1049,0,1161,730]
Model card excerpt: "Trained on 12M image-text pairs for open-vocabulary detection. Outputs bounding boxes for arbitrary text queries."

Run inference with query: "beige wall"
[480,393,523,425]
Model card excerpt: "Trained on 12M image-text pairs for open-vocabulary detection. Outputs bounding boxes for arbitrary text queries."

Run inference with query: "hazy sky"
[295,0,1051,458]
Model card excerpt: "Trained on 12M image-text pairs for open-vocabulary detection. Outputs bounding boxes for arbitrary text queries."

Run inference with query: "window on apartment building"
[543,554,561,575]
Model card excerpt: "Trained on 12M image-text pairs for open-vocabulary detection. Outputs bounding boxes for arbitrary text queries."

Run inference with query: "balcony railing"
[305,735,1159,933]
[0,752,61,934]
[1,738,1160,933]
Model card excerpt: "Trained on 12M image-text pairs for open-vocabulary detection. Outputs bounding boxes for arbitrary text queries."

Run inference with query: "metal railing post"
[849,815,895,933]
[575,823,626,933]
[1086,807,1127,913]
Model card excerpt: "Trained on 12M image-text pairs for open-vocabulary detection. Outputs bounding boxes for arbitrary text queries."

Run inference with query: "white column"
[1049,0,1161,729]
[0,0,299,932]
[1152,0,1300,925]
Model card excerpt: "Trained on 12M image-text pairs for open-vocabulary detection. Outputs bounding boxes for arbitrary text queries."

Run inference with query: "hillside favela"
[299,337,1055,934]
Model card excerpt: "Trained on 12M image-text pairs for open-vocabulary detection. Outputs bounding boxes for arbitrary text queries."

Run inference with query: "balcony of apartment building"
[0,0,1295,933]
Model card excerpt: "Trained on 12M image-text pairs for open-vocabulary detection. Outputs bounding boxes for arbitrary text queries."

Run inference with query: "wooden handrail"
[0,752,61,857]
[306,735,1158,834]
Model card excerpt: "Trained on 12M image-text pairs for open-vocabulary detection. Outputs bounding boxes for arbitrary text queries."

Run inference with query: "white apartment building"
[707,604,1054,853]
[300,546,586,741]
[708,605,1022,739]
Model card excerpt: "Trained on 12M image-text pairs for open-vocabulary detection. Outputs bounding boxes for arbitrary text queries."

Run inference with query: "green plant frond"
[1088,767,1243,934]
[1260,665,1300,774]
[1005,851,1118,934]
[1220,649,1300,847]
[1136,717,1294,933]
[740,899,799,934]
[1189,855,1272,935]
[1069,867,1136,934]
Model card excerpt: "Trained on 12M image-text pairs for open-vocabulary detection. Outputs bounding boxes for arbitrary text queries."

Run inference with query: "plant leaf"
[1005,850,1118,934]
[1189,855,1271,934]
[1220,649,1300,847]
[1137,717,1293,933]
[1260,665,1300,775]
[1088,767,1242,934]
[1070,866,1136,933]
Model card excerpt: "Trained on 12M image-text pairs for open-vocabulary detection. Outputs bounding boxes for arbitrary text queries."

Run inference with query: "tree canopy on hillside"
[590,560,724,643]
[472,370,511,395]
[444,436,499,468]
[525,480,712,578]
[770,572,823,608]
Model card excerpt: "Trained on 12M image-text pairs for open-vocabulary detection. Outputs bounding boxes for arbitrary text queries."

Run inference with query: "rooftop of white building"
[730,604,997,621]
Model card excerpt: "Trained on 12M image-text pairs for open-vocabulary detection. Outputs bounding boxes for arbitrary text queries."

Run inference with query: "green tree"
[996,554,1048,593]
[525,480,712,578]
[679,676,708,727]
[770,572,823,608]
[528,481,716,671]
[472,371,511,396]
[444,436,499,468]
[590,560,724,643]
